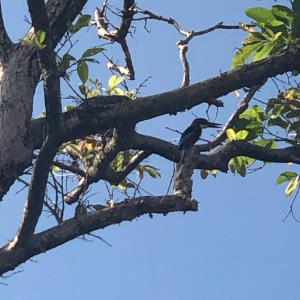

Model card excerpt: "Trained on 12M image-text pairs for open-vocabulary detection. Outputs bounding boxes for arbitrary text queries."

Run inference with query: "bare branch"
[133,6,189,35]
[178,44,190,87]
[178,22,249,46]
[94,1,136,79]
[133,6,253,86]
[52,160,86,177]
[0,195,198,275]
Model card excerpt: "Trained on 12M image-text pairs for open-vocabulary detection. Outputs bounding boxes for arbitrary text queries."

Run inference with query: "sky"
[1,1,300,300]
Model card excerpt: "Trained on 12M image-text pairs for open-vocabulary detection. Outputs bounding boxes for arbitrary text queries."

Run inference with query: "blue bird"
[179,118,221,162]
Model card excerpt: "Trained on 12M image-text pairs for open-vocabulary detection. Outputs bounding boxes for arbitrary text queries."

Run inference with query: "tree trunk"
[0,45,39,199]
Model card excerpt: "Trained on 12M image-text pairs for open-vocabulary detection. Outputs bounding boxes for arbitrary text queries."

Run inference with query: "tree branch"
[131,132,300,170]
[94,0,136,79]
[12,0,63,246]
[64,128,128,204]
[29,47,300,150]
[46,0,88,46]
[0,195,198,275]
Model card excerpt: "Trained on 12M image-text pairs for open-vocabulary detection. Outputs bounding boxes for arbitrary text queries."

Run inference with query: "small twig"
[197,83,264,152]
[87,232,112,247]
[283,185,300,223]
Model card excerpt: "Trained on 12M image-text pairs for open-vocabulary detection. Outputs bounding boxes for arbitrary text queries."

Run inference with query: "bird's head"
[191,118,221,129]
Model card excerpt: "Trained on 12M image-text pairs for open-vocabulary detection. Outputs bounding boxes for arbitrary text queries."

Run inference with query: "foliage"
[232,4,297,68]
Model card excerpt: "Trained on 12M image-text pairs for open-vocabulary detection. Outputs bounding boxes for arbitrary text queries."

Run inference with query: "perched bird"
[179,118,221,162]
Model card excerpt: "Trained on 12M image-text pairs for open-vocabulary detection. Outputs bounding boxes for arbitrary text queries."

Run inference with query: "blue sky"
[1,1,300,299]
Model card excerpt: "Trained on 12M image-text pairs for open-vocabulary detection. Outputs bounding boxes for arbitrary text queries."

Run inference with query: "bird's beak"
[207,122,222,128]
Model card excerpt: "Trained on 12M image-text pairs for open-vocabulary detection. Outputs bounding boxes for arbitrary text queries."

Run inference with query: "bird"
[179,118,221,162]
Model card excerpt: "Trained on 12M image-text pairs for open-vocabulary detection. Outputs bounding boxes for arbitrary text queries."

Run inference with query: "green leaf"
[111,87,125,96]
[118,180,135,191]
[77,61,89,83]
[39,111,46,118]
[253,43,274,61]
[52,165,61,172]
[272,5,293,26]
[59,54,76,73]
[35,30,46,48]
[143,165,161,178]
[232,157,247,177]
[277,171,298,185]
[226,128,236,141]
[70,14,91,33]
[242,156,255,166]
[232,41,264,68]
[285,175,300,196]
[79,84,88,95]
[87,89,100,97]
[256,139,277,149]
[236,130,249,140]
[80,58,99,64]
[108,75,125,90]
[271,103,286,116]
[136,165,144,179]
[246,7,276,24]
[82,46,105,58]
[240,105,264,121]
[64,105,75,111]
[229,162,236,174]
[113,153,125,172]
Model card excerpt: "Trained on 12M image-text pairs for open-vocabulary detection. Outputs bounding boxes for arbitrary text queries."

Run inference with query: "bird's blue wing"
[179,125,195,149]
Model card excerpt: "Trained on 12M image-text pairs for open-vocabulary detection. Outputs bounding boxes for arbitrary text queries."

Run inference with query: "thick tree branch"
[0,195,198,275]
[132,132,300,170]
[46,0,88,46]
[13,0,63,246]
[199,141,300,172]
[12,138,60,247]
[28,0,62,133]
[29,47,300,150]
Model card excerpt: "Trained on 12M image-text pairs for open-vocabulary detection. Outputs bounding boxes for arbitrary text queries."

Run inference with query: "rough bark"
[0,0,88,199]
